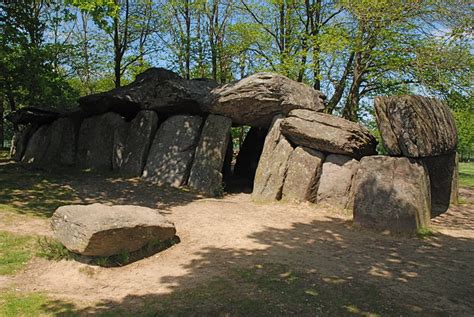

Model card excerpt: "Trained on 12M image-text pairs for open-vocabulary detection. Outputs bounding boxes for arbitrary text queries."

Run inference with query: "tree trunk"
[0,103,4,149]
[113,15,122,88]
[184,0,191,79]
[342,52,364,122]
[326,52,355,114]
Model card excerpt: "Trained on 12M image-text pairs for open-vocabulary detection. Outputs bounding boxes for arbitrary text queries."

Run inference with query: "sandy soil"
[0,167,473,315]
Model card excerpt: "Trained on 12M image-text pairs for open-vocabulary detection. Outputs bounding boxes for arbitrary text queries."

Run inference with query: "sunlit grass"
[460,162,474,188]
[0,231,36,275]
[0,291,74,316]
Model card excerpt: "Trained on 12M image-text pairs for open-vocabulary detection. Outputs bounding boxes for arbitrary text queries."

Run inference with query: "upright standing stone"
[142,115,203,187]
[21,124,50,165]
[282,147,325,202]
[112,122,130,170]
[188,115,232,196]
[375,95,457,157]
[419,152,459,216]
[252,116,294,202]
[352,156,431,234]
[11,125,37,161]
[77,112,126,170]
[317,154,359,209]
[120,110,159,176]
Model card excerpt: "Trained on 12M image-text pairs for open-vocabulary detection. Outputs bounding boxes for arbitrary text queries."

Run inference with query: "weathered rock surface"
[233,127,268,181]
[419,152,459,216]
[205,73,326,127]
[21,124,50,165]
[352,156,431,233]
[11,125,37,161]
[317,154,359,208]
[22,118,78,167]
[79,68,217,118]
[282,147,325,202]
[51,203,176,257]
[252,116,294,201]
[6,107,61,125]
[188,115,232,196]
[112,122,130,170]
[375,95,457,157]
[120,111,159,176]
[281,110,377,159]
[142,115,203,187]
[77,112,127,170]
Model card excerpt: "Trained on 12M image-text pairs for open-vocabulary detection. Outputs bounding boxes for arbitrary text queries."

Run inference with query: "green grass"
[0,291,74,316]
[460,162,474,188]
[0,149,10,161]
[0,231,36,275]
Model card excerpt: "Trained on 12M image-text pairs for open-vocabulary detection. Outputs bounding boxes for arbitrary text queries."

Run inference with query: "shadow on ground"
[0,162,205,217]
[42,214,474,316]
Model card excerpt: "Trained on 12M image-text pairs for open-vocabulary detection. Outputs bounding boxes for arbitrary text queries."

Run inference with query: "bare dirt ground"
[0,162,473,315]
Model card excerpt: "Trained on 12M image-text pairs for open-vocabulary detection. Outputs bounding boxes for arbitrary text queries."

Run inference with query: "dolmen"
[9,68,459,235]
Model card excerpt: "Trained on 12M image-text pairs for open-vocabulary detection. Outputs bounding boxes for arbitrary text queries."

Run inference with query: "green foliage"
[0,231,36,275]
[460,163,474,188]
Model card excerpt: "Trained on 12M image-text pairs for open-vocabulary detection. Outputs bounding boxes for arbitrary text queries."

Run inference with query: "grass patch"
[416,227,435,239]
[37,237,75,261]
[0,291,75,316]
[459,162,474,188]
[0,231,36,275]
[0,149,10,161]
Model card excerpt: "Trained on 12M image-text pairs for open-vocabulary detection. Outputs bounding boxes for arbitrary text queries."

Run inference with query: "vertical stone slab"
[188,115,232,196]
[142,115,203,187]
[21,124,51,165]
[419,152,459,216]
[120,110,159,176]
[77,112,126,170]
[252,116,294,202]
[352,156,431,234]
[317,154,360,209]
[282,147,325,202]
[11,125,37,161]
[112,122,130,170]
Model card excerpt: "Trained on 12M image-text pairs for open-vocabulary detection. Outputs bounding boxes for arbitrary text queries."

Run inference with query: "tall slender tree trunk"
[0,103,4,149]
[326,52,355,114]
[342,52,364,121]
[113,15,122,88]
[184,0,191,79]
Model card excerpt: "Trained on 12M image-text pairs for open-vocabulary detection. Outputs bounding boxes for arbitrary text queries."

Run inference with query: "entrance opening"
[223,126,268,193]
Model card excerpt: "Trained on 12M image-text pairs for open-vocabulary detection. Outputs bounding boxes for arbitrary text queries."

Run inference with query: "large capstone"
[188,115,232,196]
[51,203,176,257]
[281,109,377,159]
[205,73,326,127]
[375,95,457,157]
[252,116,294,202]
[317,154,359,209]
[419,152,459,216]
[120,110,159,176]
[78,68,217,118]
[282,146,325,202]
[6,107,61,125]
[77,112,127,170]
[142,115,203,187]
[352,156,431,234]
